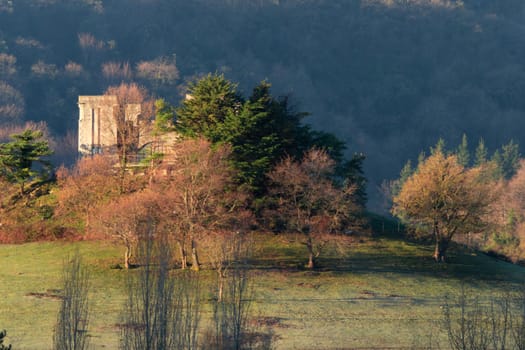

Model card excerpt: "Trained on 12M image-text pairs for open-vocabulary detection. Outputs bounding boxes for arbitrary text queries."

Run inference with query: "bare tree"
[440,287,525,350]
[511,289,525,349]
[120,226,201,350]
[201,231,251,302]
[97,190,159,269]
[102,61,133,83]
[0,81,24,124]
[205,234,254,350]
[53,252,90,350]
[136,56,179,88]
[0,54,16,78]
[104,83,154,193]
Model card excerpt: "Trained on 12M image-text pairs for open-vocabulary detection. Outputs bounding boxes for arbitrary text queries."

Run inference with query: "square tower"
[78,95,119,155]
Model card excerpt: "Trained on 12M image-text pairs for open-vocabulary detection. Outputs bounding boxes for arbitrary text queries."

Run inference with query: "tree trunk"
[179,241,187,269]
[218,271,225,302]
[307,252,315,269]
[306,237,315,269]
[191,239,200,271]
[433,238,449,263]
[124,245,131,269]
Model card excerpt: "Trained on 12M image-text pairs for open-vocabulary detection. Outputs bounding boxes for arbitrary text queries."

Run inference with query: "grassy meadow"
[1,233,525,349]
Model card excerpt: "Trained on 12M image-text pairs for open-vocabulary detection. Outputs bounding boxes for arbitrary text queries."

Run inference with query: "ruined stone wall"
[78,95,119,155]
[78,95,178,160]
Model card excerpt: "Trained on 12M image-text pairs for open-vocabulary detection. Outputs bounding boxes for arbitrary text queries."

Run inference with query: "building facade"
[78,95,141,156]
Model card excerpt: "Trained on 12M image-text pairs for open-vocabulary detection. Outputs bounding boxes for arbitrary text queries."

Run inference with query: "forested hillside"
[1,0,525,209]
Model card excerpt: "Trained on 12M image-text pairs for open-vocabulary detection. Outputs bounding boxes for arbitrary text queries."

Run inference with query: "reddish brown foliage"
[56,155,120,234]
[96,189,162,267]
[268,148,361,268]
[150,139,252,269]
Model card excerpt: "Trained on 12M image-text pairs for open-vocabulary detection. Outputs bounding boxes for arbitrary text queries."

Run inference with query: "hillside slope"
[1,235,524,348]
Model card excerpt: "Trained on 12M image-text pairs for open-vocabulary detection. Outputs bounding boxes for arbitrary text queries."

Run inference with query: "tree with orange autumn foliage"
[56,155,120,233]
[97,189,161,269]
[392,151,496,262]
[487,159,525,261]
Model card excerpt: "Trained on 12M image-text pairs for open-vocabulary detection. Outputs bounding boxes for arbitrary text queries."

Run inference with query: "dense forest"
[1,0,525,209]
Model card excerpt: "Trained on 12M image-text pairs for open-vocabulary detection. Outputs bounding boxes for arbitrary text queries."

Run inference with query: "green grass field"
[1,234,525,349]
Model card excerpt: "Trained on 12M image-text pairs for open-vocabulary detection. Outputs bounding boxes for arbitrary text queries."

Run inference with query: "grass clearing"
[1,234,525,349]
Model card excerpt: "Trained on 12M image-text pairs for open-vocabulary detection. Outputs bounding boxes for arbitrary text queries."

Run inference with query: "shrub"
[0,330,11,350]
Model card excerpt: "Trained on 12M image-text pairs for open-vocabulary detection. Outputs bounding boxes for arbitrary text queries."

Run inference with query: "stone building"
[78,95,142,156]
[78,95,178,160]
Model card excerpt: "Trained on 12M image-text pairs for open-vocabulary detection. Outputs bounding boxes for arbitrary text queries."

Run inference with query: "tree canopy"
[175,74,365,199]
[176,73,241,142]
[268,148,362,268]
[392,151,495,262]
[0,129,52,195]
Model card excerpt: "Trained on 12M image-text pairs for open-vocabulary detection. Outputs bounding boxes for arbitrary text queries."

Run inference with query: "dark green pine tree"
[456,133,470,167]
[417,151,426,167]
[0,129,53,196]
[474,138,488,167]
[175,73,242,142]
[491,150,504,179]
[498,140,520,179]
[391,159,413,198]
[218,81,310,194]
[218,83,279,193]
[430,138,445,155]
[340,152,367,206]
[153,98,176,135]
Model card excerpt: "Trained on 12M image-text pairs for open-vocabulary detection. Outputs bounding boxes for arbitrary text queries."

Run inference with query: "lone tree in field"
[0,129,52,196]
[392,151,495,262]
[268,148,362,269]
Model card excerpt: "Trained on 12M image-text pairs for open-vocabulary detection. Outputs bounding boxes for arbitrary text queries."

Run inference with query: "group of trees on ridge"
[3,74,525,268]
[0,75,366,271]
[389,136,525,263]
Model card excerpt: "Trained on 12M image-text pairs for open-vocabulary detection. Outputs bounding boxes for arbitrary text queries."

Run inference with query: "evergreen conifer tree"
[474,138,488,167]
[498,140,520,179]
[176,73,241,142]
[431,138,445,155]
[456,134,470,167]
[0,129,53,196]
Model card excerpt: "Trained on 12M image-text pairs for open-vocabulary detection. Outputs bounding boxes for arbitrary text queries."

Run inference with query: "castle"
[78,95,141,155]
[78,95,177,160]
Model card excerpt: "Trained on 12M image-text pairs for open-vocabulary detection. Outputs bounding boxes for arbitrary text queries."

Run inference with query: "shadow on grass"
[250,237,525,285]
